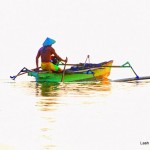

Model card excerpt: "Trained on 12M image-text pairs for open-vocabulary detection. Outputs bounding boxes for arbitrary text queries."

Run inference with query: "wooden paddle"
[61,57,68,82]
[84,55,90,66]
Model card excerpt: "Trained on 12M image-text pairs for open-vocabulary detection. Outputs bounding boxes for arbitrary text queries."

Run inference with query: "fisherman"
[35,37,68,72]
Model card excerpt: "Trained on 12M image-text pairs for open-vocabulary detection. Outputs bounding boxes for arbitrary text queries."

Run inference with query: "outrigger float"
[10,56,150,82]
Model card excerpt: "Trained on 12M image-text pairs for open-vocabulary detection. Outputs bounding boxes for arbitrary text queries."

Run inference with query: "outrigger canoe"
[11,59,148,82]
[28,60,113,82]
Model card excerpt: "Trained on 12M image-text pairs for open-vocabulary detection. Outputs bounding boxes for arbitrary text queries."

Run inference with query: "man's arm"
[52,49,68,63]
[36,51,41,69]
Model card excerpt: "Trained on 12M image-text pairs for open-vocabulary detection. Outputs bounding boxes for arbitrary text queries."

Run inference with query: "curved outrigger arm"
[10,67,36,80]
[122,61,139,79]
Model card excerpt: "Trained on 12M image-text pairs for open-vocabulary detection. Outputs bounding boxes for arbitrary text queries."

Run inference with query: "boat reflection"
[6,79,112,150]
[34,80,112,150]
[35,82,60,97]
[35,82,60,112]
[35,79,111,97]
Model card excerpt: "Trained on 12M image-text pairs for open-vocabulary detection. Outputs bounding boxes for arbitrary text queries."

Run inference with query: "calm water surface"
[0,79,150,150]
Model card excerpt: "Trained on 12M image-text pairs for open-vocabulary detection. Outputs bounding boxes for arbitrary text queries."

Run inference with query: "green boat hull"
[28,71,96,82]
[28,60,113,82]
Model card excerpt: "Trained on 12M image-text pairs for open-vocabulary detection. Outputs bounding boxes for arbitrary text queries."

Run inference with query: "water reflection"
[35,82,60,97]
[3,80,113,150]
[35,79,111,97]
[31,80,112,149]
[1,79,150,150]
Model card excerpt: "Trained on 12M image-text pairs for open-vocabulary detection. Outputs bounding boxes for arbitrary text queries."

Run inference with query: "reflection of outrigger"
[10,55,150,82]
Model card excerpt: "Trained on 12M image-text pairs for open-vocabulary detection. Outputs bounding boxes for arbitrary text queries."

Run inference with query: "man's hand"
[33,67,39,72]
[65,57,68,63]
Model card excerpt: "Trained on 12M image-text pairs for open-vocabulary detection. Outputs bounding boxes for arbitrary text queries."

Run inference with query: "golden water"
[0,80,150,150]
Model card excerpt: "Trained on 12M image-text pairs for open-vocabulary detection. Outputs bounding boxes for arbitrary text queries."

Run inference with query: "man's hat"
[43,37,56,46]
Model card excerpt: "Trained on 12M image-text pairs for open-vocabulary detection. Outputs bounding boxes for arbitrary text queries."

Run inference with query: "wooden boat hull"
[28,60,113,82]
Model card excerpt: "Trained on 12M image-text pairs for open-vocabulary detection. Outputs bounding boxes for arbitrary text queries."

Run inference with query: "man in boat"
[35,37,68,72]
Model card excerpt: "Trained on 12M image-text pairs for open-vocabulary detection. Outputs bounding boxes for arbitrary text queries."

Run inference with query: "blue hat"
[43,37,56,46]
